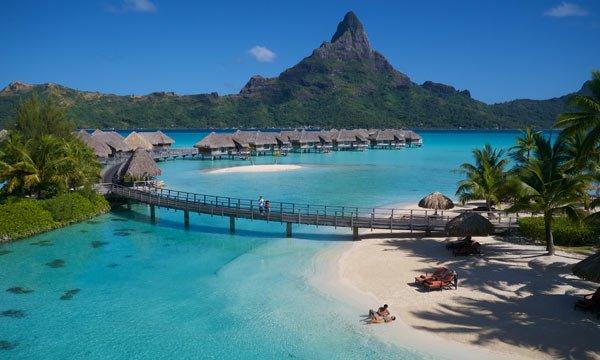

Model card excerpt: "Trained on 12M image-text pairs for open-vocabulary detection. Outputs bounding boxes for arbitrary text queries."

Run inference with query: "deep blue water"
[0,131,522,359]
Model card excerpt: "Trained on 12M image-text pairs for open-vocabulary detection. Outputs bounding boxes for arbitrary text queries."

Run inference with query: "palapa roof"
[445,212,494,236]
[419,192,455,210]
[392,129,406,142]
[573,252,600,283]
[91,130,131,152]
[280,130,301,142]
[334,129,358,142]
[275,133,291,145]
[253,131,278,146]
[299,130,320,144]
[317,130,332,143]
[78,132,112,157]
[195,132,237,149]
[404,130,422,141]
[125,131,154,151]
[352,129,369,142]
[138,131,175,146]
[118,148,161,180]
[371,129,396,141]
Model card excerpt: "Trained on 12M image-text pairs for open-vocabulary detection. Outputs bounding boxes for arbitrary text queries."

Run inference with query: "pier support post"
[229,216,236,234]
[126,200,131,210]
[286,222,292,238]
[184,210,190,228]
[352,226,359,241]
[149,204,156,222]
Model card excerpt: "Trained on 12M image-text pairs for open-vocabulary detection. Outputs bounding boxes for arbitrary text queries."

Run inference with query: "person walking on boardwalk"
[258,195,265,214]
[265,200,271,214]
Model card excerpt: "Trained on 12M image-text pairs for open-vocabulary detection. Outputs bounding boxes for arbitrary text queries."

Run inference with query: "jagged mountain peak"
[314,11,372,60]
[331,11,368,45]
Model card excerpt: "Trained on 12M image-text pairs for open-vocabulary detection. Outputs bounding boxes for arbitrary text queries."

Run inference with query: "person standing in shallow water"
[258,195,265,214]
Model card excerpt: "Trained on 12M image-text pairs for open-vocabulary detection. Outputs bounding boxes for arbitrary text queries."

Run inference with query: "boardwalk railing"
[102,184,520,238]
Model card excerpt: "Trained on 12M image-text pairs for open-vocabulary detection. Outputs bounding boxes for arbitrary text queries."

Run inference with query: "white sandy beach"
[206,164,302,174]
[329,231,600,359]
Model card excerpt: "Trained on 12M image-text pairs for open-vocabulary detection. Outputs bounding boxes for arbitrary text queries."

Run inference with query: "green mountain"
[0,12,581,129]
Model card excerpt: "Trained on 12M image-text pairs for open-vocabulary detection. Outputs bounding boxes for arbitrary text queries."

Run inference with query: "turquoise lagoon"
[0,131,521,359]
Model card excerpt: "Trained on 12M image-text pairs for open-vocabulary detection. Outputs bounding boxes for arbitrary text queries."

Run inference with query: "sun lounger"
[415,267,450,284]
[453,241,481,256]
[574,288,600,316]
[446,236,472,250]
[423,272,457,291]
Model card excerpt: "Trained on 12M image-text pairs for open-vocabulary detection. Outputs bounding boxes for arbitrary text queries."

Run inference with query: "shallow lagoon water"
[0,131,522,359]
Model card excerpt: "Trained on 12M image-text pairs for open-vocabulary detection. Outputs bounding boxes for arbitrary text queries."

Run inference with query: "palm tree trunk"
[544,212,555,255]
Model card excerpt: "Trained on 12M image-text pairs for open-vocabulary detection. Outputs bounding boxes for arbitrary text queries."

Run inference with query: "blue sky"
[1,0,598,103]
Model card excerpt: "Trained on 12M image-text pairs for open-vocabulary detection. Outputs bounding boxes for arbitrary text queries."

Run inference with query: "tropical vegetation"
[0,95,108,241]
[456,70,600,254]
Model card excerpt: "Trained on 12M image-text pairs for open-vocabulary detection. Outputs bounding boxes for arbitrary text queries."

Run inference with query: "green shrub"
[0,192,110,241]
[0,199,58,240]
[518,217,600,247]
[41,192,110,223]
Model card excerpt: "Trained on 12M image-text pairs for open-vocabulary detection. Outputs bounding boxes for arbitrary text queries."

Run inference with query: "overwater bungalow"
[298,130,321,152]
[333,129,368,151]
[317,131,333,151]
[275,133,292,152]
[124,131,154,151]
[116,148,162,184]
[280,130,302,150]
[91,129,131,156]
[232,130,277,155]
[352,129,370,150]
[370,129,396,149]
[138,131,175,151]
[194,132,249,159]
[404,130,423,147]
[76,130,112,158]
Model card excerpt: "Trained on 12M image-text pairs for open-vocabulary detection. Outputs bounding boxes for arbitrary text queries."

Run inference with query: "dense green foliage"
[518,217,600,247]
[0,95,101,198]
[0,192,109,240]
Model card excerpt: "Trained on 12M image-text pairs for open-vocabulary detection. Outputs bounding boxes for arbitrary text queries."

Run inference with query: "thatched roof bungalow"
[332,129,367,150]
[299,130,321,151]
[125,131,154,151]
[138,131,175,150]
[317,131,333,149]
[370,129,396,148]
[77,130,112,158]
[117,148,161,183]
[275,133,292,151]
[195,132,249,157]
[91,130,131,154]
[232,130,276,154]
[404,130,423,147]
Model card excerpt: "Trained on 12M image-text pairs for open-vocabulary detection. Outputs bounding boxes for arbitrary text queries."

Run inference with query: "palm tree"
[554,70,600,155]
[508,133,589,255]
[511,126,540,164]
[456,144,511,210]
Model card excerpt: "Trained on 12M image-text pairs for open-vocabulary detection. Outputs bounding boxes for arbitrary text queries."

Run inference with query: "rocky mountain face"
[0,11,579,129]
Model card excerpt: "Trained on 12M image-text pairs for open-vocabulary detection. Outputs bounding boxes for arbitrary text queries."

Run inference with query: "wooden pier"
[103,184,519,239]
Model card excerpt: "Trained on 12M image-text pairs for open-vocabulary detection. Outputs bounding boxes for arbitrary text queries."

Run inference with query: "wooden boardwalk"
[104,184,519,239]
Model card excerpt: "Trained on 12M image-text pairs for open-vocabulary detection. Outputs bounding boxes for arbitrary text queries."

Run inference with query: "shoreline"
[313,230,600,359]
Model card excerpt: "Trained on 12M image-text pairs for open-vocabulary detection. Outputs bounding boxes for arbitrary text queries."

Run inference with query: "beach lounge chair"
[574,288,600,315]
[423,272,457,291]
[446,236,472,250]
[415,267,450,284]
[453,241,481,256]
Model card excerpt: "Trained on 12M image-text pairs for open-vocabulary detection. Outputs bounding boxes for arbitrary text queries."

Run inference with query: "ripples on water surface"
[0,131,521,359]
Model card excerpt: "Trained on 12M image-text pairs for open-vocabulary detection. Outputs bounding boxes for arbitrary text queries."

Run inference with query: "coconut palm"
[508,133,589,255]
[554,70,600,155]
[511,126,540,164]
[456,144,512,210]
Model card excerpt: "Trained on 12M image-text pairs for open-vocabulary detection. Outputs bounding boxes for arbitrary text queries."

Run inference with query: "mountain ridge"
[0,11,582,129]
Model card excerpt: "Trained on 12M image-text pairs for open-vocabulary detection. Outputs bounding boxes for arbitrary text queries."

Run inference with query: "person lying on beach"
[368,309,396,323]
[377,304,390,316]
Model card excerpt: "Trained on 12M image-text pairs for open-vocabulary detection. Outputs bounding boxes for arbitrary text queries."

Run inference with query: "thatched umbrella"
[445,212,494,236]
[117,148,161,183]
[419,192,454,214]
[573,252,600,283]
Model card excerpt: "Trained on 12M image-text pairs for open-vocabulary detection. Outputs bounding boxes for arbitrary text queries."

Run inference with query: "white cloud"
[543,2,588,17]
[248,46,276,63]
[107,0,157,13]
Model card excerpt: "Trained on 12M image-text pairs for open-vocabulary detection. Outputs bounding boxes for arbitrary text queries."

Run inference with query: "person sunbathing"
[368,309,396,323]
[377,304,390,316]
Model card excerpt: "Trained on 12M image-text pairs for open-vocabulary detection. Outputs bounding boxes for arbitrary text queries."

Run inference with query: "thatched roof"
[371,129,396,141]
[334,129,357,142]
[299,130,320,144]
[91,130,131,152]
[280,130,301,142]
[195,132,236,149]
[404,130,422,141]
[419,192,455,210]
[253,131,278,146]
[445,212,494,236]
[125,131,154,151]
[275,133,291,145]
[79,132,112,157]
[118,148,161,180]
[573,252,600,283]
[392,130,406,142]
[352,129,369,142]
[317,130,332,143]
[138,131,175,146]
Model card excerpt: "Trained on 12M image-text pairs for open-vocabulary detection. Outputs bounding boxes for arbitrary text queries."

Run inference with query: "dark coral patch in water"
[0,250,11,256]
[1,310,25,318]
[110,218,127,222]
[6,287,34,294]
[106,263,119,268]
[86,220,100,224]
[31,240,53,247]
[141,230,152,234]
[0,340,17,350]
[124,255,133,258]
[91,241,109,249]
[113,231,131,237]
[46,259,65,268]
[80,230,89,233]
[60,289,80,300]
